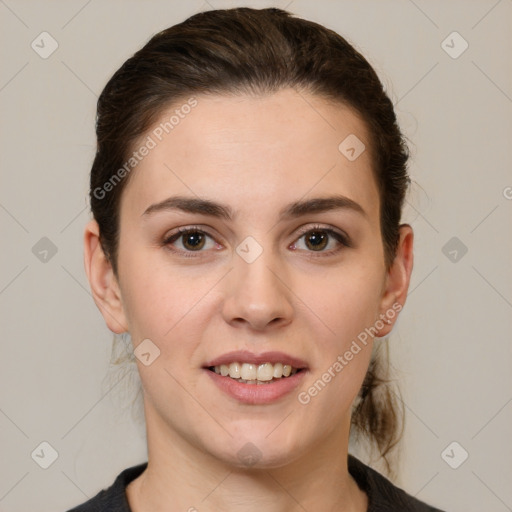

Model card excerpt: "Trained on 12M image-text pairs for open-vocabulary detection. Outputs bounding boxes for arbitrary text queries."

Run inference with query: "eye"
[163,227,220,255]
[290,226,350,255]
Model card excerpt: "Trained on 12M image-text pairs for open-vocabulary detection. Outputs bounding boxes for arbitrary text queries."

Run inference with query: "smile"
[203,351,308,404]
[209,362,300,384]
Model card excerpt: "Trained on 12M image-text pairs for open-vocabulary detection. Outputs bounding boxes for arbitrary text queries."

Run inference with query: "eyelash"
[162,224,350,258]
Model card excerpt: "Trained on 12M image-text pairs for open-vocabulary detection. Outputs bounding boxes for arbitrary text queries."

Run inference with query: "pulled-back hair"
[91,7,408,472]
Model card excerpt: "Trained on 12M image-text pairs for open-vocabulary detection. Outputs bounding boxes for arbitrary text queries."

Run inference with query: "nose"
[221,248,294,332]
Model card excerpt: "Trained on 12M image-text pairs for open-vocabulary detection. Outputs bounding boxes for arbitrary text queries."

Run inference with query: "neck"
[126,403,367,512]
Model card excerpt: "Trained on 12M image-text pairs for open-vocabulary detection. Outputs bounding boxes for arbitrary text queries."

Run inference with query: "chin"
[209,430,306,470]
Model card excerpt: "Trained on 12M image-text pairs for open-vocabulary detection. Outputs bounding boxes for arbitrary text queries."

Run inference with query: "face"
[87,88,412,470]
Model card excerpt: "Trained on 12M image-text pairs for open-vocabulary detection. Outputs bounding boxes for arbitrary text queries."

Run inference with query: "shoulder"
[65,463,147,512]
[348,455,446,512]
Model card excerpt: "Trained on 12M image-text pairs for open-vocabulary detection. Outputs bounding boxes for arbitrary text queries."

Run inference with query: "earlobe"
[83,220,129,334]
[375,224,414,337]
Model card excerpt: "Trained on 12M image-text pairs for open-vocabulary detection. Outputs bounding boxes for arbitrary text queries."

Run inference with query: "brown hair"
[91,7,408,471]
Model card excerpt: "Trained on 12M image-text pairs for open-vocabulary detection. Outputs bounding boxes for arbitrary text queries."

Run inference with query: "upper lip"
[204,350,308,369]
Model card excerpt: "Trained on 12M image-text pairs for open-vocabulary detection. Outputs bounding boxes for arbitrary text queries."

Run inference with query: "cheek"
[299,263,384,347]
[117,243,174,339]
[295,270,380,423]
[121,273,195,341]
[118,244,221,351]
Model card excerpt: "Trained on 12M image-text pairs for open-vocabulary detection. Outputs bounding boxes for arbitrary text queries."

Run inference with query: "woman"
[70,7,445,512]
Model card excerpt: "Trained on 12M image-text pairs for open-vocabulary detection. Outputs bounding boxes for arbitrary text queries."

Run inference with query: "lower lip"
[204,369,306,405]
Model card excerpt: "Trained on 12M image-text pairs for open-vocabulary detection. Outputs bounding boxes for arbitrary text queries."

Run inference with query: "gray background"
[1,1,511,511]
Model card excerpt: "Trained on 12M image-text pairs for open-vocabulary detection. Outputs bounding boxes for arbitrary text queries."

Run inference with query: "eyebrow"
[142,194,367,220]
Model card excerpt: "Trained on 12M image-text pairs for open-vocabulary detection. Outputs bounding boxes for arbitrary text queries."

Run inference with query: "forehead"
[120,89,380,225]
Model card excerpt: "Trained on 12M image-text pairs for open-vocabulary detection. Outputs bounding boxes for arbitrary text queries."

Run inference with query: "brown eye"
[181,231,206,251]
[291,227,350,255]
[164,228,218,254]
[304,230,328,251]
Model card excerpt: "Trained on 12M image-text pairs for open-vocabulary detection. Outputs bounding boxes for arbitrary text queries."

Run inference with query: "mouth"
[207,362,302,385]
[203,350,308,404]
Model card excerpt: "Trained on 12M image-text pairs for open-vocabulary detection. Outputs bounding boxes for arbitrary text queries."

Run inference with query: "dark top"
[67,455,445,511]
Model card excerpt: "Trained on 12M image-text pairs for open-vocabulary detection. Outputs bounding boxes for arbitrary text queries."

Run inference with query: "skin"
[84,88,413,512]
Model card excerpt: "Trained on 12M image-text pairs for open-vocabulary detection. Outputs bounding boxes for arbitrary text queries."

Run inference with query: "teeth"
[228,362,241,379]
[240,363,257,380]
[212,361,300,382]
[273,363,283,378]
[257,363,274,381]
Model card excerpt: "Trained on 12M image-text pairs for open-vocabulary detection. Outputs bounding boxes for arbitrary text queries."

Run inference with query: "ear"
[84,220,129,334]
[375,224,414,337]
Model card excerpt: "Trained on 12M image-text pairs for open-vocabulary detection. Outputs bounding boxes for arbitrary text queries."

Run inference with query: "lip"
[203,350,309,405]
[203,350,308,369]
[205,367,307,405]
